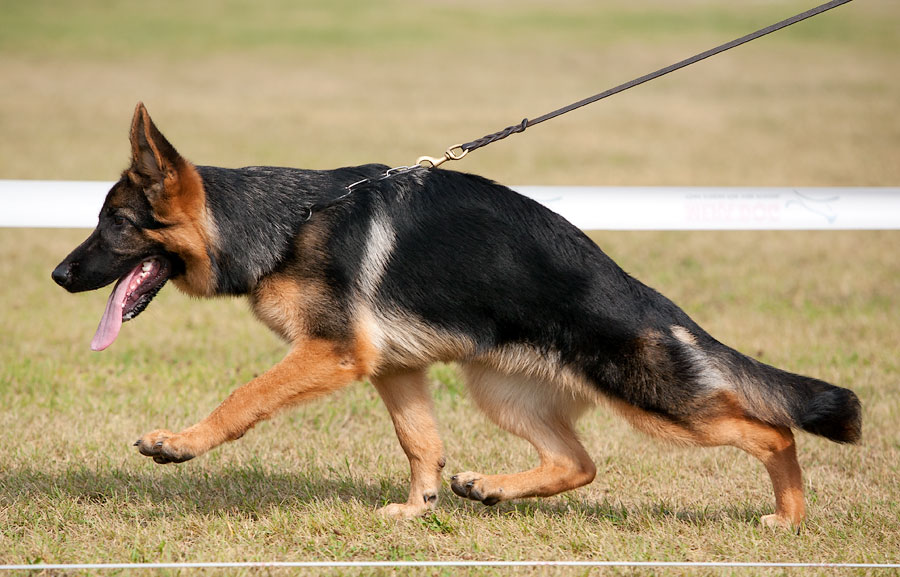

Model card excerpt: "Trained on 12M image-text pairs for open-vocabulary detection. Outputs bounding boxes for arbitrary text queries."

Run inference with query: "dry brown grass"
[1,0,899,571]
[2,227,898,571]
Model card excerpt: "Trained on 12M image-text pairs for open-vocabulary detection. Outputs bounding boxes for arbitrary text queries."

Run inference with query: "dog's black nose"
[51,262,72,287]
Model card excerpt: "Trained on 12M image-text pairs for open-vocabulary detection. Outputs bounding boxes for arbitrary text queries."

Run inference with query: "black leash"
[454,0,853,159]
[340,0,852,202]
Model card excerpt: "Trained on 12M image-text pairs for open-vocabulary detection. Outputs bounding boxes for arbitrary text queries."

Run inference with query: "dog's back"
[353,168,860,440]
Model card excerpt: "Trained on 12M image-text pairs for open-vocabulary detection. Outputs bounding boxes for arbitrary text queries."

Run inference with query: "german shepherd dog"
[53,103,861,528]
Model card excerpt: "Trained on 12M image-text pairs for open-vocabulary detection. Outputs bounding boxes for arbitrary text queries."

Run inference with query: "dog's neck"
[195,164,385,295]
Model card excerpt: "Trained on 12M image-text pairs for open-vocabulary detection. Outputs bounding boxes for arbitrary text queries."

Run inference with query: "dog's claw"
[451,472,504,506]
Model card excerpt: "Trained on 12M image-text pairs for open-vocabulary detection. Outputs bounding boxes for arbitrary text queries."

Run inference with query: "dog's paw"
[377,502,432,519]
[760,514,803,533]
[450,472,503,506]
[134,429,197,464]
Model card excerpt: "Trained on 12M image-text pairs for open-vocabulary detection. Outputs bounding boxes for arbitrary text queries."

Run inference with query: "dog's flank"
[52,103,861,529]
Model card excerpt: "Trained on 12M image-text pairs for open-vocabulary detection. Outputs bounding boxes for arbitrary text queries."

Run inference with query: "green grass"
[1,0,899,572]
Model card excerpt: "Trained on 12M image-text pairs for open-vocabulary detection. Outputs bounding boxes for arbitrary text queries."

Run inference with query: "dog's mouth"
[91,257,170,351]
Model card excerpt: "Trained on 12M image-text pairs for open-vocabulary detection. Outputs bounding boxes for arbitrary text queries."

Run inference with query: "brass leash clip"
[416,144,468,169]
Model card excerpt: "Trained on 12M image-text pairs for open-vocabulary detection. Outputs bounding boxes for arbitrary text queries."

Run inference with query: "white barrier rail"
[1,180,898,230]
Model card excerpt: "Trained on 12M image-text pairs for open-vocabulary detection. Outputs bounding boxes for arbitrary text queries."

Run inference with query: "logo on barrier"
[785,190,840,224]
[684,190,843,227]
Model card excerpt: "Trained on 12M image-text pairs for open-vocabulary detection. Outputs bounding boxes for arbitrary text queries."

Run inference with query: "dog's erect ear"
[128,102,182,188]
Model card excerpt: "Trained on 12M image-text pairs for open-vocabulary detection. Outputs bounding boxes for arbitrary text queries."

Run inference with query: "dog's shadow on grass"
[3,465,768,527]
[2,464,400,516]
[453,496,770,529]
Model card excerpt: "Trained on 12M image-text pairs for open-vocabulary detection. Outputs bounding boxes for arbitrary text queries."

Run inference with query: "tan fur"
[452,363,596,501]
[251,275,323,343]
[606,390,805,527]
[477,343,605,405]
[144,160,218,297]
[365,307,476,370]
[605,396,704,446]
[371,369,445,518]
[136,333,377,463]
[137,264,809,527]
[363,324,805,525]
[692,398,806,528]
[126,103,218,297]
[247,218,341,343]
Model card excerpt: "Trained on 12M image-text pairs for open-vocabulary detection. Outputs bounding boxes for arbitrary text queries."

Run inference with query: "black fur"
[355,169,860,440]
[51,177,173,293]
[197,164,387,294]
[182,161,862,442]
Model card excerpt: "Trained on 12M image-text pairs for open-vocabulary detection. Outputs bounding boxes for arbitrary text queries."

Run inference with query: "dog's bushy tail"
[715,344,862,444]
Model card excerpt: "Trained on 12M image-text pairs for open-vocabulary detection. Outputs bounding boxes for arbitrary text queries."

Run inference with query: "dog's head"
[52,103,213,351]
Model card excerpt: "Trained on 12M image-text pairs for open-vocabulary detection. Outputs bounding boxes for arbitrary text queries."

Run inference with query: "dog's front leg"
[134,338,370,464]
[372,369,445,519]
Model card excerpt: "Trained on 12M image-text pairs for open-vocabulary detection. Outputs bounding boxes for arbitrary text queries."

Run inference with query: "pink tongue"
[91,266,142,351]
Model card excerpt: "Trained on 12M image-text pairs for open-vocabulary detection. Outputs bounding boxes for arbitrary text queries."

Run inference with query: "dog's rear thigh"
[685,408,806,529]
[451,364,596,504]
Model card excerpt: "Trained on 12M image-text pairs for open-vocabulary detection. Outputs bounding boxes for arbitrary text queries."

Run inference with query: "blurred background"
[1,0,897,187]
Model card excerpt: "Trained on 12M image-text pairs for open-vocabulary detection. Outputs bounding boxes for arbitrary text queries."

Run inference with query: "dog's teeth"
[142,261,152,272]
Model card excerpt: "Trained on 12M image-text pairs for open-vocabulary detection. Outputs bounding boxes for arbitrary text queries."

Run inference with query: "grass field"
[2,0,899,574]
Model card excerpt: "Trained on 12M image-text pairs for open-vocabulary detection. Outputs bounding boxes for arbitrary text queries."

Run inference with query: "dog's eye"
[112,214,131,229]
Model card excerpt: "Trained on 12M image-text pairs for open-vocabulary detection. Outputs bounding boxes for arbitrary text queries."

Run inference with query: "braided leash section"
[461,119,529,153]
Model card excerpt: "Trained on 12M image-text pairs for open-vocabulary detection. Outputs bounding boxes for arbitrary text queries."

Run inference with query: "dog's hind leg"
[450,363,597,506]
[372,369,446,519]
[704,417,805,530]
[611,391,806,530]
[623,395,806,529]
[749,428,805,530]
